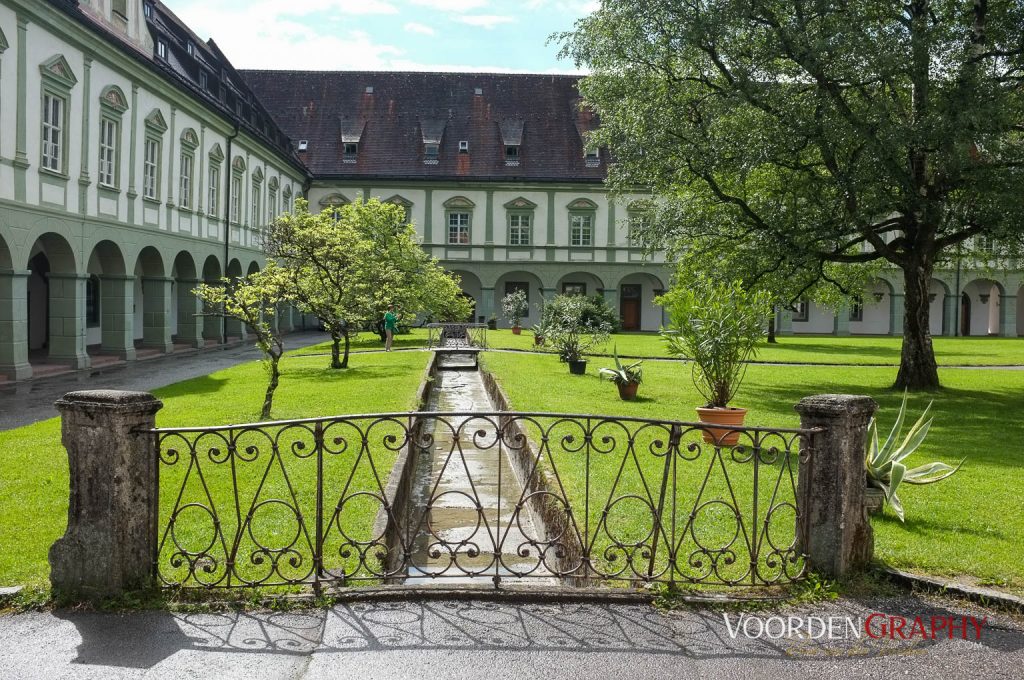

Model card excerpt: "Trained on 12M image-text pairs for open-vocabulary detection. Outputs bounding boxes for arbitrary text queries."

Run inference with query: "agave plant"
[865,393,963,521]
[598,348,643,385]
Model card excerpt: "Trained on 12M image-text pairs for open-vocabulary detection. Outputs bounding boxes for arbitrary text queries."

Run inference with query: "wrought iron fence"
[151,412,814,591]
[425,323,488,350]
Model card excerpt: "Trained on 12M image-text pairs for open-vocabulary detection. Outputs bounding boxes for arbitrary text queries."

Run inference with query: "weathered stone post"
[795,394,877,579]
[50,390,163,600]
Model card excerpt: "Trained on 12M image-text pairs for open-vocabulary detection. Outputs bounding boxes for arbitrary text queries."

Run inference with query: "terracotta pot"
[534,335,544,346]
[512,326,522,335]
[568,359,587,375]
[695,406,748,446]
[617,381,639,401]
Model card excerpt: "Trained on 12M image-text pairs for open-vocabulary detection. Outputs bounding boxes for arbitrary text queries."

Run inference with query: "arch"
[854,277,896,335]
[226,258,243,279]
[27,232,77,273]
[567,197,599,211]
[232,156,246,173]
[450,270,483,323]
[134,246,166,278]
[202,255,222,282]
[27,233,85,365]
[0,231,12,270]
[85,241,129,356]
[201,255,224,344]
[319,192,350,208]
[962,278,1005,336]
[133,247,170,349]
[927,278,951,336]
[172,250,198,281]
[98,84,128,114]
[87,240,127,276]
[493,270,545,329]
[246,261,261,276]
[171,251,201,347]
[556,270,605,298]
[617,271,667,332]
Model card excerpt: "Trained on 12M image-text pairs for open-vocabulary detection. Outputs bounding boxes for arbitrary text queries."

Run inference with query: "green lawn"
[293,328,430,355]
[487,330,1024,366]
[0,350,430,591]
[483,351,1024,592]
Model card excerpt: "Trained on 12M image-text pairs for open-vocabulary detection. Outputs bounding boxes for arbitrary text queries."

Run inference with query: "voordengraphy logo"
[723,614,987,641]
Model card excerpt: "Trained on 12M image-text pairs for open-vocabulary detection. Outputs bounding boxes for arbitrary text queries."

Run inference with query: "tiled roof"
[240,71,607,183]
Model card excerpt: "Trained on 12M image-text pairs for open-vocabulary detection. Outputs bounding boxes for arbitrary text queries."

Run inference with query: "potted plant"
[501,289,529,335]
[659,278,772,445]
[599,348,643,400]
[865,393,962,520]
[531,322,547,346]
[544,294,611,375]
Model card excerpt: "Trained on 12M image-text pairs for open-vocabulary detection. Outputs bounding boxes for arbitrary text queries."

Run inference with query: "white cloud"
[408,0,489,11]
[403,22,436,36]
[455,14,516,29]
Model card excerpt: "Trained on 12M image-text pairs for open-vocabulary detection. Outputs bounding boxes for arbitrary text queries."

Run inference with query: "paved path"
[0,331,330,432]
[0,593,1021,679]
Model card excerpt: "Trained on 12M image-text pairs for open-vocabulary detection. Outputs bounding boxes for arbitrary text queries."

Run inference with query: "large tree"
[561,0,1024,389]
[265,199,470,368]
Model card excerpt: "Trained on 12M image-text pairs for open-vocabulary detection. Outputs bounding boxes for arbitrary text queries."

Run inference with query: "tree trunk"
[330,332,343,369]
[341,331,351,369]
[894,262,941,390]
[261,353,280,420]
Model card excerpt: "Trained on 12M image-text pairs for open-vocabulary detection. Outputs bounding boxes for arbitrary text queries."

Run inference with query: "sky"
[166,0,598,73]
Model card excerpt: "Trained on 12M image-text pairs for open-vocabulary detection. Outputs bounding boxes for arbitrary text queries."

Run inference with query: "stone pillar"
[999,295,1016,338]
[47,273,91,369]
[100,275,136,361]
[141,277,173,352]
[174,278,204,348]
[201,295,225,345]
[942,294,957,337]
[833,306,850,336]
[888,293,904,336]
[50,390,164,600]
[777,308,794,336]
[795,394,877,579]
[0,270,32,380]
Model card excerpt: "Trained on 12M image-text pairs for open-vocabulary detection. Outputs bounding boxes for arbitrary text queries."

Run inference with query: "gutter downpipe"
[223,123,240,344]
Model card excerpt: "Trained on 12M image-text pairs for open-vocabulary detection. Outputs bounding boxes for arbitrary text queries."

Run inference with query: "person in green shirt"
[383,305,399,351]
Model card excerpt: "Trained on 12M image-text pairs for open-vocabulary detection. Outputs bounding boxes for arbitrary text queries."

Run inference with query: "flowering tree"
[501,289,529,328]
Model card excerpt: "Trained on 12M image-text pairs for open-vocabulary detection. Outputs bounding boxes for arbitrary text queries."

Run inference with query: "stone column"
[0,270,32,380]
[888,293,904,336]
[999,295,1016,338]
[50,390,164,600]
[47,273,91,369]
[833,306,850,336]
[174,278,204,348]
[942,294,957,337]
[795,394,877,579]
[100,274,136,361]
[141,277,173,352]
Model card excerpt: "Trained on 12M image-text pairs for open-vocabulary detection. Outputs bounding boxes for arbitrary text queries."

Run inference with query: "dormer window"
[199,71,208,90]
[343,142,358,162]
[459,140,469,154]
[298,140,308,152]
[112,0,128,30]
[584,148,600,167]
[505,144,519,166]
[186,41,195,57]
[156,39,167,60]
[424,143,439,163]
[144,3,152,18]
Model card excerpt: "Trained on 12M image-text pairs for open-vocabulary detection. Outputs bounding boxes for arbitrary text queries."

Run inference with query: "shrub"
[501,289,530,328]
[544,294,612,362]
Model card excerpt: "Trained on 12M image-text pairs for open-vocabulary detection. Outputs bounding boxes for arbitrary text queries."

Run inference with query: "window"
[208,166,220,216]
[251,183,262,226]
[178,152,193,209]
[562,282,587,296]
[505,281,529,305]
[448,212,470,244]
[186,42,195,57]
[144,2,152,18]
[424,143,439,162]
[584,148,600,166]
[157,40,167,60]
[508,213,531,246]
[505,144,519,165]
[570,213,593,247]
[459,140,469,153]
[231,174,242,223]
[849,296,864,322]
[343,142,358,162]
[86,275,101,328]
[283,187,293,214]
[199,71,208,90]
[793,300,809,322]
[41,93,64,173]
[143,138,160,200]
[98,118,118,187]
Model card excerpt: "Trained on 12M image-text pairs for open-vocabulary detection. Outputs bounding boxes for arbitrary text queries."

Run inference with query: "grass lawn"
[487,330,1024,366]
[0,350,430,591]
[294,328,430,355]
[483,351,1024,593]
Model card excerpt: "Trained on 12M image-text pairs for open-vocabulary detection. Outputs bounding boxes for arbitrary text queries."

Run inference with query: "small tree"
[193,263,290,419]
[544,294,611,364]
[501,289,529,329]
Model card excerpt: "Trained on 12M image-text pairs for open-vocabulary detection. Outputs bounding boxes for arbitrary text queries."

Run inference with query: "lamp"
[873,292,885,303]
[980,293,990,304]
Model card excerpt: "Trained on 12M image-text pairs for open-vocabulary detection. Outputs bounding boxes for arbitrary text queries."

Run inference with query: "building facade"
[0,1,1020,383]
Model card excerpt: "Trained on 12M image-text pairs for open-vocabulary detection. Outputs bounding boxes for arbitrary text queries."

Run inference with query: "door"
[960,293,971,336]
[620,284,641,331]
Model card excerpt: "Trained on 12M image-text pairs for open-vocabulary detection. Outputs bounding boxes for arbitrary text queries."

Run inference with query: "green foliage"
[598,347,643,385]
[558,0,1024,389]
[659,278,772,407]
[543,294,612,362]
[541,294,619,335]
[500,288,529,327]
[866,392,963,522]
[264,199,471,368]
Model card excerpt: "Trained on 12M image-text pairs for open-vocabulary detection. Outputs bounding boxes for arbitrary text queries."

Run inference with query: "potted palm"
[545,294,611,375]
[599,348,643,400]
[865,393,962,520]
[659,278,772,445]
[501,289,529,335]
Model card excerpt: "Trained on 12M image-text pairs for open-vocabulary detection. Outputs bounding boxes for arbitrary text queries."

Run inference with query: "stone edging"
[879,566,1024,612]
